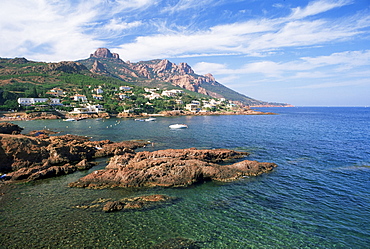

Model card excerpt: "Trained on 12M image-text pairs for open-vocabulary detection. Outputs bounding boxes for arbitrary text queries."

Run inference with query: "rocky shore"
[0,108,275,121]
[1,122,277,189]
[0,122,149,182]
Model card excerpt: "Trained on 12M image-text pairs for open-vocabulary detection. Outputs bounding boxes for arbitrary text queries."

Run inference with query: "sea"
[0,107,369,248]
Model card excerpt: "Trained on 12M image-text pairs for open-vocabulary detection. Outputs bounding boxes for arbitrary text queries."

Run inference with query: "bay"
[0,107,369,248]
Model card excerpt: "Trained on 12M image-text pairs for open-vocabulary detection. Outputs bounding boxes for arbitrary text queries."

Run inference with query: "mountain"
[78,48,288,106]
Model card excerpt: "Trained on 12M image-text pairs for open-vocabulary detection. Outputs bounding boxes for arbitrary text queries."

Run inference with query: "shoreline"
[0,109,277,121]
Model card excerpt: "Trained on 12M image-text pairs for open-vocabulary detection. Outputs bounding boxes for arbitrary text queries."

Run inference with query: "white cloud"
[301,50,370,67]
[0,0,157,61]
[161,0,217,14]
[102,19,143,31]
[114,0,369,61]
[289,0,353,20]
[192,50,370,85]
[193,62,230,75]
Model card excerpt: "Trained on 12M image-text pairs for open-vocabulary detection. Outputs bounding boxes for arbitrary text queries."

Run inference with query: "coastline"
[0,109,277,121]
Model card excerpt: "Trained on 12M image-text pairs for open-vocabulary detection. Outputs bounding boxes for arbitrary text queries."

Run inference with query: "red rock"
[69,148,277,189]
[0,133,148,182]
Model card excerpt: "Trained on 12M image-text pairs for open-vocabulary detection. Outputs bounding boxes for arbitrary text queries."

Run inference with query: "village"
[3,84,263,120]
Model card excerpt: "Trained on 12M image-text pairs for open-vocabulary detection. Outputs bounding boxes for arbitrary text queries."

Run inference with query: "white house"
[202,103,217,110]
[69,104,105,114]
[73,94,87,102]
[119,86,132,91]
[185,103,200,112]
[144,93,161,100]
[161,89,184,97]
[47,88,64,97]
[18,98,62,106]
[116,93,128,99]
[144,88,159,93]
[93,88,104,94]
[92,94,103,100]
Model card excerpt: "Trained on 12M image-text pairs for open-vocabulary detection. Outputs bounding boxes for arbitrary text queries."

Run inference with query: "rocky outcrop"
[9,57,29,64]
[1,112,66,121]
[69,148,277,189]
[0,122,23,134]
[90,60,107,74]
[90,48,119,59]
[0,132,148,181]
[126,59,218,96]
[102,194,176,212]
[48,61,87,73]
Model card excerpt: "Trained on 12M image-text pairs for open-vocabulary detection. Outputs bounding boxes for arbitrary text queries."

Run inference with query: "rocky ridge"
[79,48,271,105]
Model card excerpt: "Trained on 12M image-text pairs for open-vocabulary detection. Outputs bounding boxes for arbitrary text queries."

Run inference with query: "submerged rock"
[73,194,176,213]
[69,148,277,189]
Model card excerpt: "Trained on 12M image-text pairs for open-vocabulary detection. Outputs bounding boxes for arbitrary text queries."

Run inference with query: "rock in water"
[0,122,23,134]
[69,148,277,189]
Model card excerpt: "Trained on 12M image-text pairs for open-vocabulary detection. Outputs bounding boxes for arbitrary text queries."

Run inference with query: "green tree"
[3,100,19,110]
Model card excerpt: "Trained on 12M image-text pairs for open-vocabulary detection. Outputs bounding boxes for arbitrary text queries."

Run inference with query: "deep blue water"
[1,107,369,248]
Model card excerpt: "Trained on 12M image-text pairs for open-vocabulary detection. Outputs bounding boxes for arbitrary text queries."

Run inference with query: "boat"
[145,118,156,121]
[134,118,144,121]
[169,124,188,129]
[64,118,77,121]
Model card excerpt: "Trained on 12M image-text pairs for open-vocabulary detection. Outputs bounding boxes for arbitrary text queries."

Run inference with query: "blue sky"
[1,0,370,106]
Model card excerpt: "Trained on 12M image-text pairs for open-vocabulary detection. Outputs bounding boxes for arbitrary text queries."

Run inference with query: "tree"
[4,100,19,110]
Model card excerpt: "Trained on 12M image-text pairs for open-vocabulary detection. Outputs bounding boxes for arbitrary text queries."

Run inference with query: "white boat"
[169,124,188,129]
[134,118,144,121]
[145,118,156,121]
[64,118,77,121]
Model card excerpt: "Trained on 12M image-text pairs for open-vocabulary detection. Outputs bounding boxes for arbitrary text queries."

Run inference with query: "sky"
[1,0,370,106]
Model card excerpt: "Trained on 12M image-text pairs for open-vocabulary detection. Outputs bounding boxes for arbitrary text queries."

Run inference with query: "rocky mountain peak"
[90,48,120,59]
[153,59,174,73]
[178,62,194,74]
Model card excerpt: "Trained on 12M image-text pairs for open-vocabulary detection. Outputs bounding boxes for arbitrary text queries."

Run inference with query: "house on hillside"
[17,98,62,106]
[116,93,128,100]
[144,88,159,93]
[144,93,161,100]
[72,94,87,102]
[69,104,105,114]
[93,88,104,94]
[161,89,184,97]
[185,103,200,112]
[92,94,103,100]
[46,88,65,97]
[119,86,132,91]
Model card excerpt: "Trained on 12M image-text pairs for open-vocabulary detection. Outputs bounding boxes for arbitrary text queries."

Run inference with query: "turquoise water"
[1,107,369,248]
